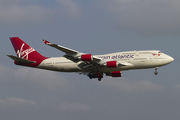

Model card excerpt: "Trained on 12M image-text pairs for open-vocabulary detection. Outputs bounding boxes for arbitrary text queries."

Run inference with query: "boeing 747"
[7,37,174,81]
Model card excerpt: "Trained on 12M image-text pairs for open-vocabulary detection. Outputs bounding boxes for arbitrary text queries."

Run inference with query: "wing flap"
[118,62,133,66]
[78,62,98,71]
[7,55,36,64]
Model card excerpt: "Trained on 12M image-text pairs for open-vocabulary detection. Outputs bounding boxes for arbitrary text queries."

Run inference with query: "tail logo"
[16,43,35,60]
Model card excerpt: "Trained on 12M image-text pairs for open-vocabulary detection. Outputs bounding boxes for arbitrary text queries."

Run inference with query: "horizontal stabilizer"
[7,55,36,64]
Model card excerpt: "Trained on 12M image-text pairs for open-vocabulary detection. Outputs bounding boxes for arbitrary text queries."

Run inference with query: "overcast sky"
[0,0,180,120]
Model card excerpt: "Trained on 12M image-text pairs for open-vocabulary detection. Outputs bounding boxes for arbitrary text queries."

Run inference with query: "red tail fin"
[10,37,47,66]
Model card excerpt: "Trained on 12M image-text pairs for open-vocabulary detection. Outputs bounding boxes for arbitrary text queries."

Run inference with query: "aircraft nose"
[166,56,174,63]
[169,56,174,62]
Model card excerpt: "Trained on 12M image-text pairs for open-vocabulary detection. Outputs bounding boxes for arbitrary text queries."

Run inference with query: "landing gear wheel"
[154,71,158,75]
[154,67,158,75]
[98,78,101,81]
[88,73,93,79]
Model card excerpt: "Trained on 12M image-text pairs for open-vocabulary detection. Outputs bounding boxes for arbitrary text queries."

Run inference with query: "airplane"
[7,37,174,81]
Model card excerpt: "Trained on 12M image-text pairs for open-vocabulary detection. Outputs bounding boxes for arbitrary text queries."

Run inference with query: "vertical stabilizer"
[9,37,47,66]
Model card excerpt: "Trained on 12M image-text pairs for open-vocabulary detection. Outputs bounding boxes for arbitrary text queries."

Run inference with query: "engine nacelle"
[106,71,122,77]
[106,61,119,68]
[111,71,122,77]
[81,54,93,61]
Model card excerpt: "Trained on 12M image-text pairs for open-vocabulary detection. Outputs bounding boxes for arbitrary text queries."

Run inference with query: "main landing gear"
[88,72,103,81]
[154,67,158,75]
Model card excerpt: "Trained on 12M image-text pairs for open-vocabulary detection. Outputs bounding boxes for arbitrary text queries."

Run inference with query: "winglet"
[43,40,51,45]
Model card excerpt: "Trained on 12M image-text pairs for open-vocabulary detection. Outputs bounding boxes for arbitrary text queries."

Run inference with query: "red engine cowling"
[107,61,118,68]
[81,54,93,61]
[111,71,122,77]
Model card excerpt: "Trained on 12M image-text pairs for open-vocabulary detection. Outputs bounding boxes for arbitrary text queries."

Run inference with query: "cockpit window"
[158,51,162,53]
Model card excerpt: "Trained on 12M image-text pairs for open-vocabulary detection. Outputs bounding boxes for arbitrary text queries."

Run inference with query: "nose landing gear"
[154,67,158,75]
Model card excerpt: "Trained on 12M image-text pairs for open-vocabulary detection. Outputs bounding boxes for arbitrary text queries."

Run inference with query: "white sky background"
[0,0,180,120]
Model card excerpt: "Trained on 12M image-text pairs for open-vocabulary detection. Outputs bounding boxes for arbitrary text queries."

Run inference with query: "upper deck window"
[139,52,152,54]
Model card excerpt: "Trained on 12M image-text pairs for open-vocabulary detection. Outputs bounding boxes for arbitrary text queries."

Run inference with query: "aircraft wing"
[43,40,133,71]
[43,40,79,55]
[43,40,102,62]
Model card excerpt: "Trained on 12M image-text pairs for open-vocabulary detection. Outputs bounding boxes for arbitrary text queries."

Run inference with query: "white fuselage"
[37,50,174,72]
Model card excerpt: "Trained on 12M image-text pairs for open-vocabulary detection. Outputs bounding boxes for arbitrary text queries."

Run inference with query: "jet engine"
[106,71,122,77]
[80,54,93,61]
[106,61,119,68]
